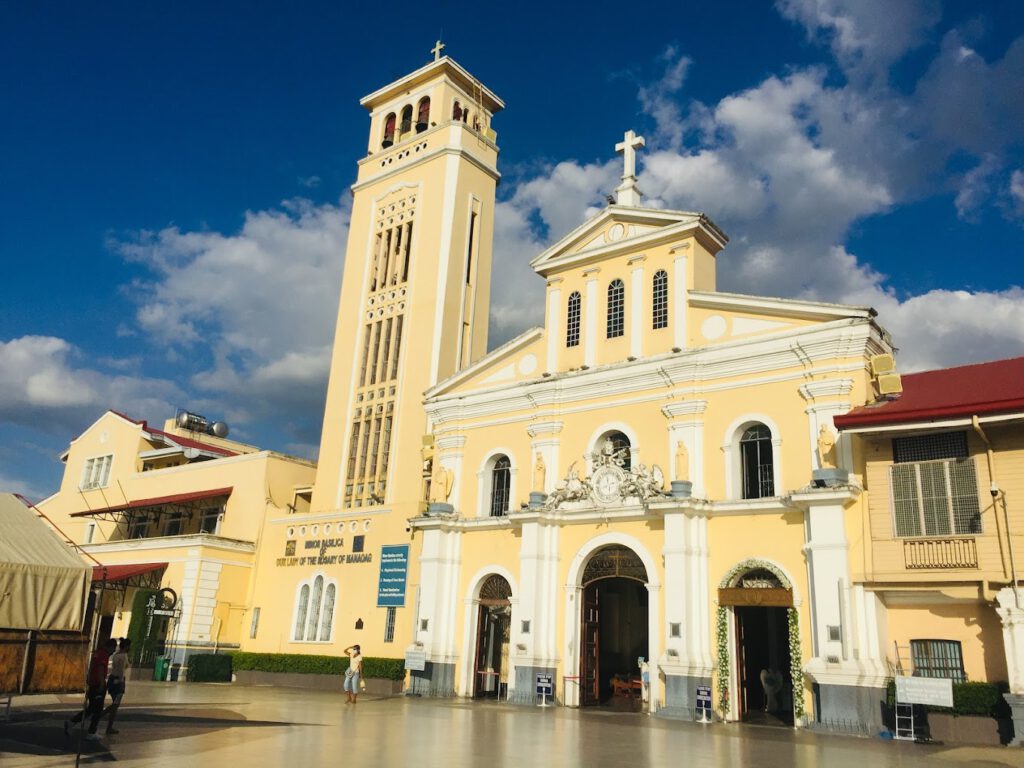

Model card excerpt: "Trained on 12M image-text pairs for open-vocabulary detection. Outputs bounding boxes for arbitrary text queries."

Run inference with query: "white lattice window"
[566,291,581,347]
[606,279,625,339]
[910,639,966,683]
[652,270,668,329]
[292,573,337,642]
[890,459,981,537]
[80,454,113,490]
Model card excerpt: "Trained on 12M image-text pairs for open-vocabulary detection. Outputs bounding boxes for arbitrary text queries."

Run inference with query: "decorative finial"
[614,130,645,207]
[432,40,446,61]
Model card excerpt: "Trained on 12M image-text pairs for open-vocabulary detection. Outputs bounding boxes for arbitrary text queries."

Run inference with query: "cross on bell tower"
[431,40,446,61]
[614,129,645,207]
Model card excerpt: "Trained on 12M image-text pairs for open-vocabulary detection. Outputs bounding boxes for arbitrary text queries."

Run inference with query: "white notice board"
[895,675,953,708]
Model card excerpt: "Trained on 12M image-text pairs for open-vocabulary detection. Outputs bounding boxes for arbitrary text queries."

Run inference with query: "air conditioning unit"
[869,353,896,376]
[877,372,903,396]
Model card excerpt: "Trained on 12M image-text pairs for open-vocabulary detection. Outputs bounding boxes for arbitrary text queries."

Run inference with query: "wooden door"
[473,605,491,697]
[735,608,748,719]
[581,585,600,705]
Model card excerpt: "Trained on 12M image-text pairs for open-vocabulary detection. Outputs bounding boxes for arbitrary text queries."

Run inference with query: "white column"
[662,400,708,497]
[646,583,662,712]
[546,282,562,373]
[416,525,462,668]
[629,257,644,358]
[584,270,599,368]
[672,246,688,349]
[996,588,1024,693]
[514,518,560,697]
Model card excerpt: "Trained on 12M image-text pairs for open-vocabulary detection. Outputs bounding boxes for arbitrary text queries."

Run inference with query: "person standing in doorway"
[66,638,116,740]
[343,644,363,703]
[103,638,131,734]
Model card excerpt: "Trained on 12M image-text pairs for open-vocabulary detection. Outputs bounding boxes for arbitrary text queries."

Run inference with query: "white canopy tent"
[0,493,90,632]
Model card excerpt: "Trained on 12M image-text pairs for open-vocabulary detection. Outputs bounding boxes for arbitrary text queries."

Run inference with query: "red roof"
[70,487,233,517]
[92,562,167,583]
[145,426,237,457]
[836,356,1024,430]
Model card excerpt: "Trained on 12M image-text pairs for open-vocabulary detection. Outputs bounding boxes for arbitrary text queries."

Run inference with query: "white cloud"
[1010,169,1024,217]
[0,335,181,434]
[117,197,349,445]
[777,0,941,79]
[955,154,1000,220]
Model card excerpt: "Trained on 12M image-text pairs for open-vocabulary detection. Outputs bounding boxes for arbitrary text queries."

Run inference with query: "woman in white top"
[343,644,363,703]
[104,638,131,734]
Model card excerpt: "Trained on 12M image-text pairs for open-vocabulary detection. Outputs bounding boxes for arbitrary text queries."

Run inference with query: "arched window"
[382,113,396,148]
[607,279,625,338]
[306,574,324,640]
[416,97,430,131]
[490,455,511,517]
[566,291,581,347]
[400,105,413,134]
[293,584,310,641]
[453,100,463,121]
[320,583,337,641]
[292,574,337,642]
[652,270,668,329]
[740,424,775,499]
[596,430,632,471]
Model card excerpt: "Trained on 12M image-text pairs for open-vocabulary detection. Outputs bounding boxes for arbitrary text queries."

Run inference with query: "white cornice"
[435,435,468,450]
[359,58,504,112]
[353,142,500,194]
[799,379,856,400]
[83,534,255,555]
[661,400,709,419]
[688,290,873,320]
[526,421,564,437]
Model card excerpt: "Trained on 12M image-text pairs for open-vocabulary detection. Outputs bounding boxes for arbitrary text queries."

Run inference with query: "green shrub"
[227,652,405,680]
[186,654,232,682]
[884,678,1010,717]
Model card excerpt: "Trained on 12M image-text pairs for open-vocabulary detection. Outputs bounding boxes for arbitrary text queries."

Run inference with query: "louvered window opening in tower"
[345,195,416,509]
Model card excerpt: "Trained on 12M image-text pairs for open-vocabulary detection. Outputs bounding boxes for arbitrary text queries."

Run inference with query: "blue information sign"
[376,544,410,607]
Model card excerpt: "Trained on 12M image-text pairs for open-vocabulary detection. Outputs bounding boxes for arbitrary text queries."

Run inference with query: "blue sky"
[2,1,1023,499]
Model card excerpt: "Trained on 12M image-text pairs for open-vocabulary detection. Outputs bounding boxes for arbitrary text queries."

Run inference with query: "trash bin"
[153,656,169,681]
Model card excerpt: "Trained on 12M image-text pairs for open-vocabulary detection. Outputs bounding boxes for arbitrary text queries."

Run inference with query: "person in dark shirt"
[66,638,117,740]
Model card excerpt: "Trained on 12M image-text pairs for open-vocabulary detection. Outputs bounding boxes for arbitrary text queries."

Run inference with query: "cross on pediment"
[432,40,446,61]
[613,130,645,207]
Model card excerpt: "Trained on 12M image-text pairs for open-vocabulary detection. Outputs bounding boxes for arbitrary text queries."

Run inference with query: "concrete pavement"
[1,682,1018,768]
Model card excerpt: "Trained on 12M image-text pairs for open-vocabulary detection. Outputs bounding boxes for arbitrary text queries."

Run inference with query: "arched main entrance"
[473,574,511,699]
[718,563,795,726]
[580,545,648,707]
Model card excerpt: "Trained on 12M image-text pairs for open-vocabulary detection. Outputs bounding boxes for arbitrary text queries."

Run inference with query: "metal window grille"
[890,458,981,536]
[566,291,581,347]
[320,583,336,641]
[294,584,310,641]
[910,639,966,683]
[490,456,511,516]
[306,575,324,641]
[384,606,397,643]
[740,425,774,499]
[893,432,968,463]
[652,270,668,329]
[606,279,625,339]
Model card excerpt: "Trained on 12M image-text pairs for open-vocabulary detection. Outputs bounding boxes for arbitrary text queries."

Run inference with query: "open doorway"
[735,606,792,725]
[579,546,648,708]
[473,574,511,699]
[719,565,794,727]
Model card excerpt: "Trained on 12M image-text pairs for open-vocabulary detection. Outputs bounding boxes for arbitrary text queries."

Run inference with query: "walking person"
[66,638,116,740]
[103,638,131,734]
[343,644,363,704]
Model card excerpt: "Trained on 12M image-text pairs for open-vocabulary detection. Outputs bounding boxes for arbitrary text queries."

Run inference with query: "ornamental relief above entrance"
[543,437,668,510]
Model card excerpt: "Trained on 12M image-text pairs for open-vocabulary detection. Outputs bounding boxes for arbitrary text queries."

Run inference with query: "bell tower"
[313,51,503,522]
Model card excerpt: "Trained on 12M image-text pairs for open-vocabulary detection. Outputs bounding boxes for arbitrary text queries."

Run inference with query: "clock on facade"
[592,465,624,504]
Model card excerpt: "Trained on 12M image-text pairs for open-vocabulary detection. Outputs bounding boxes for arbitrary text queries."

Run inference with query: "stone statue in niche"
[817,425,836,469]
[428,460,453,503]
[674,440,689,482]
[532,452,546,493]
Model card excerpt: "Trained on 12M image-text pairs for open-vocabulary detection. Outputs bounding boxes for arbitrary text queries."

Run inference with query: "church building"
[34,48,1024,738]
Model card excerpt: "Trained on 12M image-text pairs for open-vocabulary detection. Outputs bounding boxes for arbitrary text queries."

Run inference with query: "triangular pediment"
[530,204,727,276]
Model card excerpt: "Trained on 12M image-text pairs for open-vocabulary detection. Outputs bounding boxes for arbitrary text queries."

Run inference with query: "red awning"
[92,562,168,583]
[70,487,233,517]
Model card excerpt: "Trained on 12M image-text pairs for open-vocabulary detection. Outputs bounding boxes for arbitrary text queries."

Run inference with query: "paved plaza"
[1,682,1018,768]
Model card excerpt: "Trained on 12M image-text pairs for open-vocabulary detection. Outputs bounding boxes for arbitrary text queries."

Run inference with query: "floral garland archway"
[715,559,804,722]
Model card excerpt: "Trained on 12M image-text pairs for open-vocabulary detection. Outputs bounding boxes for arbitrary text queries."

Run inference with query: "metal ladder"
[892,641,915,740]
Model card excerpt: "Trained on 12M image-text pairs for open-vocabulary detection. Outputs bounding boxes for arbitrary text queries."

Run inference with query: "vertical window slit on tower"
[466,211,477,284]
[368,320,382,385]
[390,315,404,380]
[402,222,413,282]
[359,324,373,386]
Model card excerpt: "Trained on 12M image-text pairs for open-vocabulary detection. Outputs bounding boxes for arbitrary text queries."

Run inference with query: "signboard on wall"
[895,675,953,708]
[377,544,410,607]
